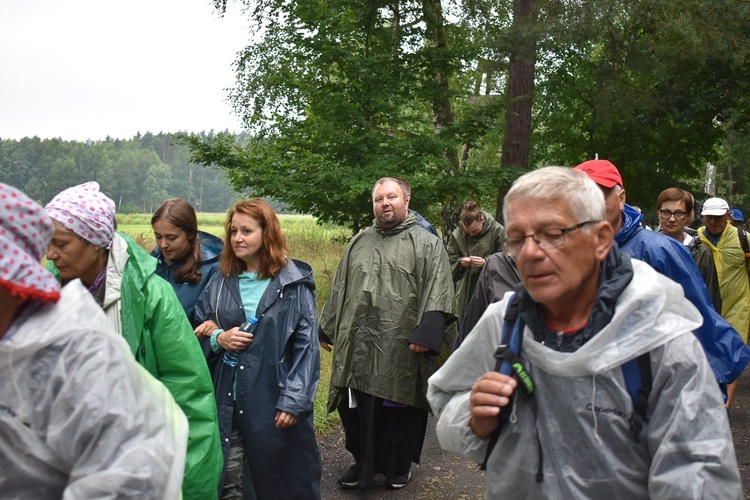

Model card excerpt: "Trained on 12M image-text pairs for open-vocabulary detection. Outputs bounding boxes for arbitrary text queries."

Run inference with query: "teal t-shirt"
[238,270,272,320]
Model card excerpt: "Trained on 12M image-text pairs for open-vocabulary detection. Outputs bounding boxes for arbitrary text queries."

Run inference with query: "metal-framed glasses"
[658,209,687,220]
[502,220,599,258]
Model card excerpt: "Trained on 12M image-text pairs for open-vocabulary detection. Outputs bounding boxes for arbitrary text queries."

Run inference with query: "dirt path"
[318,369,750,498]
[319,414,484,499]
[730,370,750,498]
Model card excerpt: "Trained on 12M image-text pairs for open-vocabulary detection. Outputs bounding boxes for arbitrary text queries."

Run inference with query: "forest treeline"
[0,131,256,213]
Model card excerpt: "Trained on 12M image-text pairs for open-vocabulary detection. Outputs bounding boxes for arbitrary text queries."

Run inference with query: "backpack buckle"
[494,344,535,398]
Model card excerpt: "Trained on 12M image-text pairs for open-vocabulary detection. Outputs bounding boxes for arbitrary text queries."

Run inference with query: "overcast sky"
[0,0,249,141]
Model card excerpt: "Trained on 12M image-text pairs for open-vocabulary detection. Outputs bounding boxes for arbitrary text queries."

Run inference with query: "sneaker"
[337,464,360,489]
[385,471,411,490]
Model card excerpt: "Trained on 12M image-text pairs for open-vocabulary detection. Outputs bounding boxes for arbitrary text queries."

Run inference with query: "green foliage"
[198,0,750,229]
[192,0,514,234]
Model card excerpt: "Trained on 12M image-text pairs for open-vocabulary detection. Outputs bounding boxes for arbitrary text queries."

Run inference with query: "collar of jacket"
[615,204,643,246]
[374,212,417,236]
[519,244,635,351]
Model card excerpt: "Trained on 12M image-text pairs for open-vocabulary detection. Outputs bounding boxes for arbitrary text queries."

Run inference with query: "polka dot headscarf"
[0,182,61,303]
[45,181,116,249]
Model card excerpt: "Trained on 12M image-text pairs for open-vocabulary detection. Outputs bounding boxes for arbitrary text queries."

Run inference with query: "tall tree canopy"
[192,0,750,233]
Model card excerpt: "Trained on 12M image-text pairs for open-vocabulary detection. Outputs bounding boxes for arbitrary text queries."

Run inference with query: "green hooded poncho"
[447,210,505,321]
[321,214,454,411]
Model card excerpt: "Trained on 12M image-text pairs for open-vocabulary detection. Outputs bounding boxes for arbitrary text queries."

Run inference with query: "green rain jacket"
[447,210,505,321]
[320,214,454,412]
[699,225,750,343]
[50,232,222,500]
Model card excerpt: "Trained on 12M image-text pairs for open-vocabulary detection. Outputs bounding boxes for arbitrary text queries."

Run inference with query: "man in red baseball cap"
[574,159,750,406]
[574,159,626,233]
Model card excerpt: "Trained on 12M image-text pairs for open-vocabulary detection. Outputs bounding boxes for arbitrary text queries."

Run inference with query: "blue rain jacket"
[616,204,750,386]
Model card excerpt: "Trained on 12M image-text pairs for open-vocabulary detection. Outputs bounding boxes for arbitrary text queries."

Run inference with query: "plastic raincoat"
[0,281,188,499]
[152,230,224,327]
[428,259,741,499]
[49,232,222,500]
[320,214,455,412]
[616,204,750,385]
[447,211,505,321]
[454,251,520,349]
[698,224,750,342]
[194,258,322,499]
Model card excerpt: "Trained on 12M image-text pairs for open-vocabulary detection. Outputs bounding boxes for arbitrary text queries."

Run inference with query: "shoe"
[337,464,359,489]
[385,471,411,490]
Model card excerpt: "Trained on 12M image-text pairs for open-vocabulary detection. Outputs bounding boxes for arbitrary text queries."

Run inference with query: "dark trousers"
[337,389,428,488]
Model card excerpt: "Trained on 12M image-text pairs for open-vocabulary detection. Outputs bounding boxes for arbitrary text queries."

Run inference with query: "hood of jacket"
[372,212,417,236]
[0,280,113,362]
[615,204,643,247]
[521,258,702,377]
[103,232,156,310]
[150,230,223,266]
[275,258,315,293]
[478,211,499,238]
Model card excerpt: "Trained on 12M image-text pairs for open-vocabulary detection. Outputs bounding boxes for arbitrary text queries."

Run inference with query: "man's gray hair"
[372,177,409,199]
[503,166,606,225]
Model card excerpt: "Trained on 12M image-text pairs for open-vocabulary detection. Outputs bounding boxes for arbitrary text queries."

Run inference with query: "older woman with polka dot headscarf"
[0,182,189,498]
[45,182,223,500]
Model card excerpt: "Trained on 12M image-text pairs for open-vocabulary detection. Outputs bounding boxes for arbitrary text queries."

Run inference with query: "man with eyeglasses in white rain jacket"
[428,166,741,498]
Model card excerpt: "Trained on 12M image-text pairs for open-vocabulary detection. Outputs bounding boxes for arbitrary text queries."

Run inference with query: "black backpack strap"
[480,294,523,470]
[623,352,652,442]
[738,226,750,258]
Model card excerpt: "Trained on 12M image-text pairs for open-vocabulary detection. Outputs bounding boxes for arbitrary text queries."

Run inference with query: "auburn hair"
[151,198,202,285]
[220,198,288,279]
[460,200,484,226]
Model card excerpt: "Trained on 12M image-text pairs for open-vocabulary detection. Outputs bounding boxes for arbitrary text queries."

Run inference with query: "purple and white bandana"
[45,181,116,249]
[0,182,61,303]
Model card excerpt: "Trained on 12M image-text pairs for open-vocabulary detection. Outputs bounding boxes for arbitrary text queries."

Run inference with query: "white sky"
[0,0,249,141]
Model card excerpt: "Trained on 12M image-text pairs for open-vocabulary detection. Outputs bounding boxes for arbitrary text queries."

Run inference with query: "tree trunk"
[497,0,539,222]
[423,0,460,239]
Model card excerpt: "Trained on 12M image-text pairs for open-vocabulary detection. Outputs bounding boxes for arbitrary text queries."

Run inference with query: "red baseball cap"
[573,159,623,189]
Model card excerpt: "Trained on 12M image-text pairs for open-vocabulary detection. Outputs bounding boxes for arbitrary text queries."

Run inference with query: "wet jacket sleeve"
[447,229,467,282]
[410,310,447,354]
[646,336,742,498]
[276,285,320,418]
[145,276,223,500]
[47,333,188,499]
[428,299,508,463]
[638,238,750,385]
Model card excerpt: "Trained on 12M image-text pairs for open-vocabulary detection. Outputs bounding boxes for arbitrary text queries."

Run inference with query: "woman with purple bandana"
[44,181,223,500]
[0,182,188,498]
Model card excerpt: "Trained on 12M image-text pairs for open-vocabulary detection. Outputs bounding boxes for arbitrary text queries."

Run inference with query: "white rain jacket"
[0,280,188,499]
[428,259,741,499]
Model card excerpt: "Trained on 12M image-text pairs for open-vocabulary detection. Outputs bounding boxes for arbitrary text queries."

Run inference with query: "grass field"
[118,213,349,432]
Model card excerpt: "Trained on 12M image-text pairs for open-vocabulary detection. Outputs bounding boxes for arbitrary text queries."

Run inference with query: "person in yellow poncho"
[698,196,750,408]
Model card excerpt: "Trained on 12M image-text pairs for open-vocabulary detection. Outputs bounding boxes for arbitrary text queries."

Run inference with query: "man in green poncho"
[319,177,454,491]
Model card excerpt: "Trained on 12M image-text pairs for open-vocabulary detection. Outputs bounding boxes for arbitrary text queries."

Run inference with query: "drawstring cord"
[591,374,603,446]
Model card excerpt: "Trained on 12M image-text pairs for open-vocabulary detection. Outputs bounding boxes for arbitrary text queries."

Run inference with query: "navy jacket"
[152,230,223,326]
[194,259,321,499]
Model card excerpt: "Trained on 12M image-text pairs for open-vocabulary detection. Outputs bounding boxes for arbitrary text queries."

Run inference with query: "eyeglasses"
[502,220,599,258]
[658,209,687,220]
